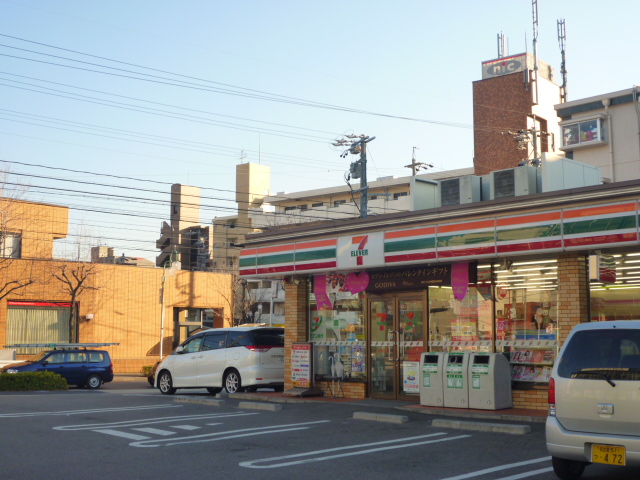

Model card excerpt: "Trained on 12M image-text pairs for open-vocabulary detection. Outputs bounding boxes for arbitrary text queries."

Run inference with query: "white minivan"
[155,326,285,395]
[546,320,640,480]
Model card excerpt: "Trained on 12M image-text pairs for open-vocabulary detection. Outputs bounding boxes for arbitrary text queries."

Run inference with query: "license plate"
[591,444,626,466]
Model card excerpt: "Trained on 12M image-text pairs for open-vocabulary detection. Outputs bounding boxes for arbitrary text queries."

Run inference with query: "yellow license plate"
[591,444,626,466]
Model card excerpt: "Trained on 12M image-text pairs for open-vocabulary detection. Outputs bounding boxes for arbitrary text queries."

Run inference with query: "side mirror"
[175,346,185,354]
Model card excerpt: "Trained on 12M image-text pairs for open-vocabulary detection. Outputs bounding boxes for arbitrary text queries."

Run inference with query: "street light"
[160,249,181,359]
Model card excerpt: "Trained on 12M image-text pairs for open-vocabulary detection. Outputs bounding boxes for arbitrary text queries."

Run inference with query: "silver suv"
[546,320,640,479]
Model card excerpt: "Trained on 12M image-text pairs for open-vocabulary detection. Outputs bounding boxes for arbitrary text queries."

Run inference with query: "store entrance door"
[369,293,425,400]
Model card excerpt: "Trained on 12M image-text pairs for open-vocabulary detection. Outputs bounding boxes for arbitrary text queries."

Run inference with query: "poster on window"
[402,361,420,393]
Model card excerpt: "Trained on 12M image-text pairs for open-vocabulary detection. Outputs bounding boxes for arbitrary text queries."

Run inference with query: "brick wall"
[512,386,549,411]
[284,281,308,390]
[556,253,589,345]
[473,73,533,176]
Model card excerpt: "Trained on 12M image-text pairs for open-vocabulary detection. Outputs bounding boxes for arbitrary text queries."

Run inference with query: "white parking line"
[95,429,150,441]
[437,457,552,480]
[133,428,177,436]
[239,433,471,468]
[130,420,331,448]
[492,467,554,480]
[53,412,256,431]
[0,404,182,418]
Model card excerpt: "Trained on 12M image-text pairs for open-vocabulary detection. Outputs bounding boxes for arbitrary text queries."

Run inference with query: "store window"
[561,118,604,148]
[590,252,640,320]
[309,275,366,381]
[428,284,493,353]
[493,259,558,384]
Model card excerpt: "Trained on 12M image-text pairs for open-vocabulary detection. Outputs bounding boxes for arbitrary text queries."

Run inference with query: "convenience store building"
[239,177,640,410]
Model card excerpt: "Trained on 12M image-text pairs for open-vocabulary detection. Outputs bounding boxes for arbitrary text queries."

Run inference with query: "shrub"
[0,371,68,391]
[141,365,153,377]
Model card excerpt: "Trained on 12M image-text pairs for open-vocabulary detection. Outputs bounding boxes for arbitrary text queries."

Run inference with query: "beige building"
[555,86,640,183]
[0,197,232,373]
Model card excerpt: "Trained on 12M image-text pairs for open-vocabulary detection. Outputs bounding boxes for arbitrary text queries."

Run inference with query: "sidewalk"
[114,374,547,424]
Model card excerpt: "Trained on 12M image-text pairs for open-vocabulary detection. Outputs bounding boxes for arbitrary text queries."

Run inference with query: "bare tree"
[213,274,256,327]
[52,263,99,339]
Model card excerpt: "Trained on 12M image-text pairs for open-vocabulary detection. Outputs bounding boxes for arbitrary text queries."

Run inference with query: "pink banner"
[451,262,469,300]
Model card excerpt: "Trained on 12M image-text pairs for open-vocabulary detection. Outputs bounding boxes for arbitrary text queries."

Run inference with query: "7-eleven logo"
[351,235,369,265]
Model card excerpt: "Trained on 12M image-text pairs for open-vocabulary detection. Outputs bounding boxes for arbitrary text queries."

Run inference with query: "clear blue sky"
[0,0,638,261]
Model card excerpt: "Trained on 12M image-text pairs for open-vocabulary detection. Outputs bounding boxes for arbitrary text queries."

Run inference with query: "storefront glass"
[493,259,558,384]
[428,285,493,352]
[309,287,366,382]
[590,252,640,320]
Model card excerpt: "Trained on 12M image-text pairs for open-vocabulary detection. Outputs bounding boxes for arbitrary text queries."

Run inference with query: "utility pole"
[332,134,375,218]
[404,147,433,176]
[505,127,552,166]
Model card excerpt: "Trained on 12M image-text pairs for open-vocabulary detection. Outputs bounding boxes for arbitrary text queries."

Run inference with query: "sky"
[0,0,638,262]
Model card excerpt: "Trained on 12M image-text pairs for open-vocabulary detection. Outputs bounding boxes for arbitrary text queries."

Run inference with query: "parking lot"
[0,378,639,480]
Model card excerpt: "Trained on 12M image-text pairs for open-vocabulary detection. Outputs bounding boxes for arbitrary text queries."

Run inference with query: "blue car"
[1,348,114,389]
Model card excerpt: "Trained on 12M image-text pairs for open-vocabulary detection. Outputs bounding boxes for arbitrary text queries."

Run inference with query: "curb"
[238,401,282,412]
[353,412,409,424]
[432,418,531,435]
[174,397,225,407]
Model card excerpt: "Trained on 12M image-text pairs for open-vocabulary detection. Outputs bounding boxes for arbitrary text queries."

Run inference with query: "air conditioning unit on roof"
[440,175,481,206]
[490,166,538,200]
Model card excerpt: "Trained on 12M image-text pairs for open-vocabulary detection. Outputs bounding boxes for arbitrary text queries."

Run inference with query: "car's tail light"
[548,377,556,416]
[244,345,273,353]
[108,363,114,373]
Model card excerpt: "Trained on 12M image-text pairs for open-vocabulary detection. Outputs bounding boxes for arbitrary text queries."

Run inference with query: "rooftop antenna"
[531,0,539,105]
[497,32,508,58]
[557,18,568,102]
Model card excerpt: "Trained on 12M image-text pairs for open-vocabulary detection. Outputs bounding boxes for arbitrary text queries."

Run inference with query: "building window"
[369,195,378,200]
[0,233,21,258]
[333,200,346,208]
[393,192,408,200]
[297,204,308,211]
[312,202,324,208]
[561,118,605,148]
[284,206,296,212]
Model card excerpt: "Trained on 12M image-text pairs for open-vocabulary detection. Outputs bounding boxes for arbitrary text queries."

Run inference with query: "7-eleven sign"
[337,231,384,269]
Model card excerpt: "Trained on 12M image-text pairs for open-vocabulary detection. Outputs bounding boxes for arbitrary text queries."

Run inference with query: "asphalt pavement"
[114,374,548,425]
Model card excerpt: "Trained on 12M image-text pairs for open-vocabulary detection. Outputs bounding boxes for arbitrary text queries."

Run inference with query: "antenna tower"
[557,18,568,103]
[497,32,508,58]
[531,0,539,105]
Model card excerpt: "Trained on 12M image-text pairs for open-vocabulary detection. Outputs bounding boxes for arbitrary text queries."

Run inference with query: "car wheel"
[224,369,244,394]
[273,386,284,392]
[147,375,154,386]
[86,374,102,390]
[206,387,222,395]
[551,457,587,480]
[158,371,177,395]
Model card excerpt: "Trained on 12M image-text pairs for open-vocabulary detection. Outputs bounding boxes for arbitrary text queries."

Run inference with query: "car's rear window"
[558,329,640,380]
[252,329,284,347]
